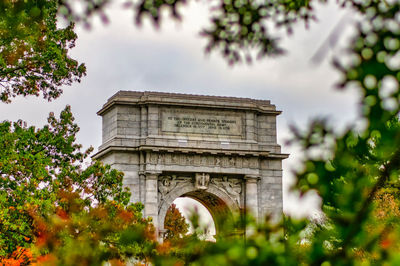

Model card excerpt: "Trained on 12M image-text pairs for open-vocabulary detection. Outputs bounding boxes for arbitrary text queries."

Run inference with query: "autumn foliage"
[0,107,155,264]
[164,204,189,241]
[0,0,85,102]
[0,247,32,265]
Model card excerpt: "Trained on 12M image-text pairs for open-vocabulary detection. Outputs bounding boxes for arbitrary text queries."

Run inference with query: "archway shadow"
[159,182,244,240]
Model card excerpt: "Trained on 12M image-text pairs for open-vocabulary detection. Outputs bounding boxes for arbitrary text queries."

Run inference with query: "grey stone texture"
[93,91,288,237]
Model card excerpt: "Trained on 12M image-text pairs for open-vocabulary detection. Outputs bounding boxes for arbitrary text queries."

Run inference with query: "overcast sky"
[0,1,360,220]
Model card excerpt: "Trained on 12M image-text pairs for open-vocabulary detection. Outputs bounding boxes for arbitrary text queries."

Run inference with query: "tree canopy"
[0,106,155,263]
[0,0,85,103]
[164,203,189,241]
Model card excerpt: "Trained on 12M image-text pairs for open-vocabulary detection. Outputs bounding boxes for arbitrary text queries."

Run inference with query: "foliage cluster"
[164,203,189,241]
[0,0,85,103]
[0,107,155,264]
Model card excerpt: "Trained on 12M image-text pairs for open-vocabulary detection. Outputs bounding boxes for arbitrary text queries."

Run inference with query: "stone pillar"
[144,171,160,228]
[140,106,147,137]
[245,175,259,220]
[138,171,145,203]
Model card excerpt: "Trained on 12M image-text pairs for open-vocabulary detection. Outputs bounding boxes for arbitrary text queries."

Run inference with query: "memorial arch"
[93,91,288,239]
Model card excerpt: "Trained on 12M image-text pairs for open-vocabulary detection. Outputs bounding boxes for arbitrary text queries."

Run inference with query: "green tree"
[0,0,85,102]
[164,203,189,241]
[0,106,155,263]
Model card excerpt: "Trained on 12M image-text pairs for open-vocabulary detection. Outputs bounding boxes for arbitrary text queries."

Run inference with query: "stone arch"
[95,91,289,240]
[158,182,241,237]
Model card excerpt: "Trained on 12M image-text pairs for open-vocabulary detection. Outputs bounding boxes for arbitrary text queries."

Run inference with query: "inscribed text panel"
[161,108,244,137]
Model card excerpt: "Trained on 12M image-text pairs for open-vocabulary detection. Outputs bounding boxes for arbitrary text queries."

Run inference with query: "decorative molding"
[145,171,161,179]
[147,152,259,169]
[244,175,260,183]
[195,173,210,190]
[97,91,282,117]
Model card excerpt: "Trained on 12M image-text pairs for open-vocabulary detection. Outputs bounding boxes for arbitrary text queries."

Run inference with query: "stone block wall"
[259,159,283,219]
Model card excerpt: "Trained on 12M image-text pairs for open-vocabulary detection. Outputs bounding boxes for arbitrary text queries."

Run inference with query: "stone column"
[144,171,160,228]
[245,175,259,220]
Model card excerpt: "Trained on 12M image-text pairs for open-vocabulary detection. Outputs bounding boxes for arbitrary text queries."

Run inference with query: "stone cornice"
[97,91,282,116]
[92,145,288,160]
[244,175,261,181]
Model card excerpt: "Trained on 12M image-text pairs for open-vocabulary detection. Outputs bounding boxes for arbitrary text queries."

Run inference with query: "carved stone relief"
[158,174,244,210]
[194,155,200,165]
[211,177,242,206]
[195,173,210,190]
[158,175,191,202]
[147,152,258,169]
[158,154,164,164]
[172,154,178,164]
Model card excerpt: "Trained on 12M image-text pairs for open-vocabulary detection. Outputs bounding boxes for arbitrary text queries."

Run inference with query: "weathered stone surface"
[93,91,288,237]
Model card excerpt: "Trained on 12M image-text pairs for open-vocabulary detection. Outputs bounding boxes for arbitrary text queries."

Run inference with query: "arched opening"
[157,173,244,241]
[181,190,234,237]
[172,197,216,241]
[160,189,241,241]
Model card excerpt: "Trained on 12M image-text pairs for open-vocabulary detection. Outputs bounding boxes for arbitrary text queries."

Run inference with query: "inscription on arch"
[161,107,244,137]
